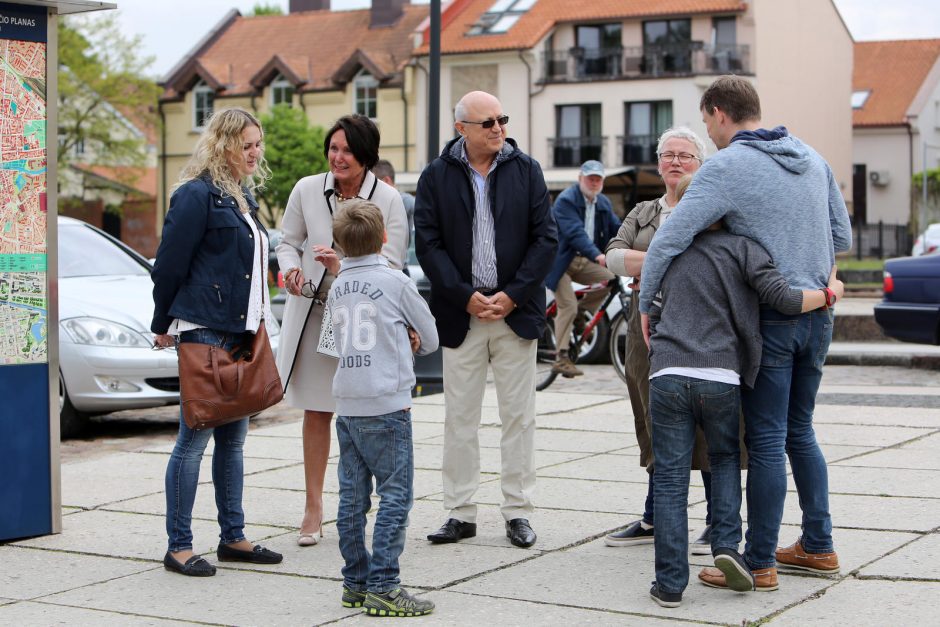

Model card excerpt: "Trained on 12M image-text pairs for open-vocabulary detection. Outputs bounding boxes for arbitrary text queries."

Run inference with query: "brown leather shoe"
[776,537,840,574]
[698,566,779,591]
[551,355,583,377]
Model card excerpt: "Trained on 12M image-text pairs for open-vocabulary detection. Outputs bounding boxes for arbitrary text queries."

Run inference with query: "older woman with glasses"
[604,126,723,553]
[275,114,407,547]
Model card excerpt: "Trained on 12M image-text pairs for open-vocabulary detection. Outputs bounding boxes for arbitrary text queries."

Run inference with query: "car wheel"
[59,374,89,439]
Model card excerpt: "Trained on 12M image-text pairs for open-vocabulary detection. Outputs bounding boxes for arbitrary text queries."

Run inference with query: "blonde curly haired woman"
[151,107,283,576]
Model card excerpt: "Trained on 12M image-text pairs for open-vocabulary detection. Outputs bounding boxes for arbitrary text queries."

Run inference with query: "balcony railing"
[618,134,659,166]
[541,43,750,82]
[548,136,606,167]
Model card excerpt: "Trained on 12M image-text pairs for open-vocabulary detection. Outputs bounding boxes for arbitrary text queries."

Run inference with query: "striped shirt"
[461,143,499,290]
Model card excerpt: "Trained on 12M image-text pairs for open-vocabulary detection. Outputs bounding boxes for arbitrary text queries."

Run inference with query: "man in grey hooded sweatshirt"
[638,76,852,590]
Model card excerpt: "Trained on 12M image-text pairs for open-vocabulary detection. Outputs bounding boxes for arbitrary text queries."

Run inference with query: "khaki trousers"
[441,317,537,523]
[554,256,615,352]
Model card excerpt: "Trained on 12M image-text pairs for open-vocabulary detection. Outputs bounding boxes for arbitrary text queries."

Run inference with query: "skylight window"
[468,0,536,36]
[852,90,871,109]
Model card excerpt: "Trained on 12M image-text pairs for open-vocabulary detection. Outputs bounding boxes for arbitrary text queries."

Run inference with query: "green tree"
[249,3,284,16]
[257,105,327,227]
[57,13,161,172]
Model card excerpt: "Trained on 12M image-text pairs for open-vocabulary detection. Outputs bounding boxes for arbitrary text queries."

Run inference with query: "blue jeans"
[643,469,712,527]
[742,308,834,569]
[336,410,414,594]
[165,328,252,552]
[650,375,743,594]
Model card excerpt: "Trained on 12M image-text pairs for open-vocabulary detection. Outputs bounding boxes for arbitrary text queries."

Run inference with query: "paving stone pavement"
[4,366,940,626]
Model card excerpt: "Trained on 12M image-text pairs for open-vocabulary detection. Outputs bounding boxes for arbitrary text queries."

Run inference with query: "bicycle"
[536,275,632,391]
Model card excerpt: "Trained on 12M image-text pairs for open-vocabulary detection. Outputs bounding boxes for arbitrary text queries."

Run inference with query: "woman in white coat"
[276,114,408,546]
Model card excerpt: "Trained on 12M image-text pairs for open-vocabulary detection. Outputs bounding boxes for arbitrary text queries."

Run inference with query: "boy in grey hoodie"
[644,175,844,608]
[328,200,438,617]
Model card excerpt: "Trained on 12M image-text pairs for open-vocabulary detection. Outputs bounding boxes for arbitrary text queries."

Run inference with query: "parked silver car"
[57,216,279,437]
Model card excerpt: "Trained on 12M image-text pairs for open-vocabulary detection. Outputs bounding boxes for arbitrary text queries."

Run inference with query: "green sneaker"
[342,586,366,608]
[363,587,435,617]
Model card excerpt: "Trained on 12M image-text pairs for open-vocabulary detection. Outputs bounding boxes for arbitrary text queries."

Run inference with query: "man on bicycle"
[545,160,622,377]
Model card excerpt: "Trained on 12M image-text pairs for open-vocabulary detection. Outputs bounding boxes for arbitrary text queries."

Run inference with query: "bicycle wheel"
[536,312,560,391]
[608,312,628,384]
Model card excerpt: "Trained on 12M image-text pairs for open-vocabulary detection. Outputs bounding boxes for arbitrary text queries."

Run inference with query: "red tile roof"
[853,39,940,127]
[416,0,746,55]
[161,6,429,100]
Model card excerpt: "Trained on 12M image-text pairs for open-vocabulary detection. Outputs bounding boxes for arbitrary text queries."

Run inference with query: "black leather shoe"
[427,518,476,544]
[164,552,216,577]
[216,543,283,564]
[506,518,537,548]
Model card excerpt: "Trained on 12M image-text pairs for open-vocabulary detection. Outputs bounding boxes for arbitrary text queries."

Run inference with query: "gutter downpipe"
[517,48,546,155]
[159,100,167,218]
[907,120,915,233]
[400,68,409,170]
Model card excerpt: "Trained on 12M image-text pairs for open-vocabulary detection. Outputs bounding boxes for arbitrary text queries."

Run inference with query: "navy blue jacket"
[151,175,267,335]
[414,137,558,348]
[545,183,622,290]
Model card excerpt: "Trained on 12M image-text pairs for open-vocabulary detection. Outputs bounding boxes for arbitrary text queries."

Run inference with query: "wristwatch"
[821,287,837,307]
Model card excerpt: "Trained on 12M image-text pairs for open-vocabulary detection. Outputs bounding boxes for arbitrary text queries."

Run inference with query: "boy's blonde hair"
[675,173,694,201]
[333,199,385,257]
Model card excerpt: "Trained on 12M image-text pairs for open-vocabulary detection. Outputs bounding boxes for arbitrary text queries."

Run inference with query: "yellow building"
[156,0,428,224]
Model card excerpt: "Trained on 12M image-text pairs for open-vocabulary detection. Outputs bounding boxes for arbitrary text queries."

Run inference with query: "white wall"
[853,127,912,224]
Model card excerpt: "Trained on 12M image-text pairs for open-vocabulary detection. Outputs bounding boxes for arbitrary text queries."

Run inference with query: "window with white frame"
[468,0,537,35]
[851,90,871,109]
[270,74,294,108]
[193,80,215,129]
[354,70,378,118]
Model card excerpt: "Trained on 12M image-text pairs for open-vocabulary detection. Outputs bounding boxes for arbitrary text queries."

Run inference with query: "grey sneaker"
[363,587,435,617]
[605,520,654,547]
[342,586,366,608]
[690,524,712,555]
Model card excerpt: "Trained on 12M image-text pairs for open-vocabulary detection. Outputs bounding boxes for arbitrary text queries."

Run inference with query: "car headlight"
[61,317,151,348]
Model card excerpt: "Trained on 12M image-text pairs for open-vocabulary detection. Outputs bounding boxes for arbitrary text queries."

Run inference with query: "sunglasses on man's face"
[461,115,509,129]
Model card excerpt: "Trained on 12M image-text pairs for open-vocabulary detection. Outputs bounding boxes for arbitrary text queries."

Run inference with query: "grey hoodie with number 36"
[329,254,439,417]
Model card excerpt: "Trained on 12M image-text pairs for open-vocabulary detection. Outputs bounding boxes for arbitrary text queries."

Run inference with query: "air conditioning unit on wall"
[869,170,890,186]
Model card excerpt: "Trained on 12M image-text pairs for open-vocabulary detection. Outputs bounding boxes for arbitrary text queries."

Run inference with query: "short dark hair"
[372,159,395,183]
[699,75,761,123]
[333,199,385,257]
[324,114,381,170]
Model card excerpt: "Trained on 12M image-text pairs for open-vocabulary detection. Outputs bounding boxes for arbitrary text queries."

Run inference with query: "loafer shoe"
[605,520,654,547]
[713,548,755,592]
[163,551,216,577]
[649,581,682,608]
[506,518,537,548]
[776,536,840,574]
[699,565,778,591]
[216,543,283,564]
[427,518,476,544]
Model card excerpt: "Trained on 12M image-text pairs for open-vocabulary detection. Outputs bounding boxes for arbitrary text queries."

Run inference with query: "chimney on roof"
[371,0,407,28]
[290,0,330,12]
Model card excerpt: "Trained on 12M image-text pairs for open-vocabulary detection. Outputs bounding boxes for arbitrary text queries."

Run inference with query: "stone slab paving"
[0,601,190,625]
[40,567,359,626]
[0,545,155,599]
[857,532,940,580]
[823,465,940,498]
[811,422,927,448]
[813,404,940,428]
[11,509,287,562]
[61,452,290,509]
[835,446,940,470]
[768,580,940,626]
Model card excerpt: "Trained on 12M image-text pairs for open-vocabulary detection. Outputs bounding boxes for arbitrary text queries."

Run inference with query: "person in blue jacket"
[545,160,622,377]
[151,108,283,577]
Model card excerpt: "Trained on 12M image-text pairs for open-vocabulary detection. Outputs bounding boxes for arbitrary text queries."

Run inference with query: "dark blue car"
[874,252,940,345]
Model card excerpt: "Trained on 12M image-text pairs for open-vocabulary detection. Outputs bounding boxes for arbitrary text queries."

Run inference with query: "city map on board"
[0,38,46,364]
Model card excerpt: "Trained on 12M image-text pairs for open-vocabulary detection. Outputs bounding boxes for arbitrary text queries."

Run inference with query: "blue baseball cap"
[580,160,605,177]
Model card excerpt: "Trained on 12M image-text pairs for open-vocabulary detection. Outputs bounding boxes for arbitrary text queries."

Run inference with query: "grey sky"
[110,0,940,78]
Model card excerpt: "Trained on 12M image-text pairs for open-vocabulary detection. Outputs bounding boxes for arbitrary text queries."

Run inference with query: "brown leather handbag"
[177,223,283,430]
[178,322,283,430]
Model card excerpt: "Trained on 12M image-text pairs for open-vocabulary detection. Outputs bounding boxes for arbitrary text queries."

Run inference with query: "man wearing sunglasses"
[415,90,557,549]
